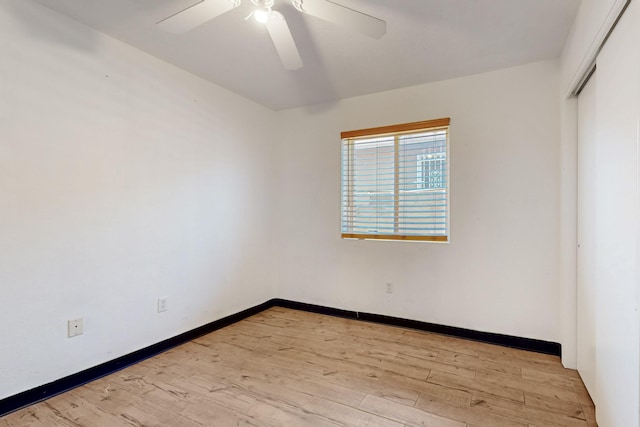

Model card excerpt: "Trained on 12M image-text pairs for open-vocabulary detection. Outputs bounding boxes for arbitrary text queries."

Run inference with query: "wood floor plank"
[0,403,78,427]
[0,308,596,427]
[221,325,475,381]
[521,368,576,390]
[569,377,596,427]
[415,393,527,427]
[68,384,201,427]
[170,337,421,407]
[471,392,524,412]
[427,371,525,403]
[34,392,133,427]
[437,349,523,378]
[359,394,465,427]
[132,350,372,426]
[481,400,588,427]
[379,372,471,407]
[258,309,480,358]
[524,392,585,420]
[476,349,572,378]
[474,371,579,404]
[186,369,404,427]
[570,377,595,408]
[190,335,424,409]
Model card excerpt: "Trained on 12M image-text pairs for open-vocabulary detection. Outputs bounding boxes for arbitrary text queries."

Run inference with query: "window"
[341,118,450,242]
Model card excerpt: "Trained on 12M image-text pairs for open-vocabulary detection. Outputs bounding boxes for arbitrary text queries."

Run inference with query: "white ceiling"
[33,0,581,110]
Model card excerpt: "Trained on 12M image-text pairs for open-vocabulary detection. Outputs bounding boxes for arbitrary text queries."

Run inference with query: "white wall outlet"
[67,318,84,338]
[386,282,393,293]
[157,297,168,313]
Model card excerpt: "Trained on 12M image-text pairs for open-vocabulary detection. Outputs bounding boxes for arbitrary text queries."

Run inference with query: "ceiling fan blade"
[157,0,240,33]
[294,0,386,39]
[266,11,304,70]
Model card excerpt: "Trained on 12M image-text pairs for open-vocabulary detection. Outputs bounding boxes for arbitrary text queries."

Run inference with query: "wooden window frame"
[341,118,450,243]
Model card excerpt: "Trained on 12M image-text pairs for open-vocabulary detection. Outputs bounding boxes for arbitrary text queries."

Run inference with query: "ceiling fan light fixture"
[254,8,270,23]
[251,0,274,24]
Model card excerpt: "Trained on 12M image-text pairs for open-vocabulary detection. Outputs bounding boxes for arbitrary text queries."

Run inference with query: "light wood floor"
[1,307,596,427]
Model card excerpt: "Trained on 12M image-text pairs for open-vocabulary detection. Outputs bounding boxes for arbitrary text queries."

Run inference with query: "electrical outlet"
[386,282,393,293]
[157,297,168,313]
[67,318,84,338]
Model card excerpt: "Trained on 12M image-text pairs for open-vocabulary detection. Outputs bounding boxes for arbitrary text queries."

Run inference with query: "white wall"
[272,61,562,344]
[0,1,276,399]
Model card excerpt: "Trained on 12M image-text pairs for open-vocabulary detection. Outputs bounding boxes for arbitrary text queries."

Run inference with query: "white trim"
[564,0,629,98]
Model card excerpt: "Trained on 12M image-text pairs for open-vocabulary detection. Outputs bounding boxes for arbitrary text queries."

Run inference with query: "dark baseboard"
[270,299,561,357]
[0,300,274,418]
[1,297,561,418]
[356,311,561,356]
[270,298,358,319]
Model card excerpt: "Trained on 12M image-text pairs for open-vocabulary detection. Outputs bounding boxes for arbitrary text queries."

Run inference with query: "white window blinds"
[341,118,450,242]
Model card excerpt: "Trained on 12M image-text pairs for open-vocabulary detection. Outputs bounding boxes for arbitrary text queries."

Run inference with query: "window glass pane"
[349,136,394,234]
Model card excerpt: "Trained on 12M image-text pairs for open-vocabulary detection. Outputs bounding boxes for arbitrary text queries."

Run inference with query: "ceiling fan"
[156,0,387,70]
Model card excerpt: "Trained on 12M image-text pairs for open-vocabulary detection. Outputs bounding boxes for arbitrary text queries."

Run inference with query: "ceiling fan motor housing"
[251,0,275,10]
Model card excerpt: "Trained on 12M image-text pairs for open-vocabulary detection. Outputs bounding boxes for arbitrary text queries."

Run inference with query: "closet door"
[576,74,597,398]
[592,1,640,424]
[575,2,640,424]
